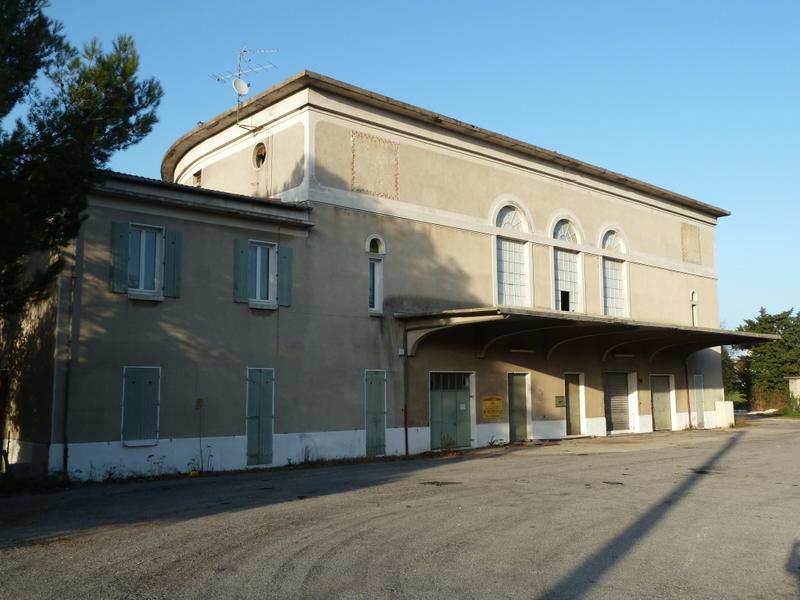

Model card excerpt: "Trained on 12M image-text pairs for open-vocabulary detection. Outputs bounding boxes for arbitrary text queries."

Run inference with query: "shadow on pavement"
[0,442,539,548]
[537,431,745,600]
[787,540,800,595]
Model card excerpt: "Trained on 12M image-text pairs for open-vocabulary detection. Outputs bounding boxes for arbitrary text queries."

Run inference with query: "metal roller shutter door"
[604,372,629,432]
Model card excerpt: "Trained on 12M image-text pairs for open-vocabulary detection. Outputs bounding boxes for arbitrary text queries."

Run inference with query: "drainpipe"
[684,358,693,430]
[61,261,76,481]
[61,236,83,483]
[403,322,409,456]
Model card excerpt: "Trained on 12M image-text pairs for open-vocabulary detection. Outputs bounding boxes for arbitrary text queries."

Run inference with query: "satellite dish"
[232,78,249,96]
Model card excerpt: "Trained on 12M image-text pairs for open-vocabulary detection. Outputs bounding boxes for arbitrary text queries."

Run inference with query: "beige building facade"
[3,72,775,480]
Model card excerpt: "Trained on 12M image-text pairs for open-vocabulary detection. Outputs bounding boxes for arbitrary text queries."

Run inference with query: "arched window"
[366,235,385,314]
[602,230,627,317]
[553,219,580,311]
[553,219,578,243]
[495,205,527,232]
[495,206,529,307]
[690,290,698,326]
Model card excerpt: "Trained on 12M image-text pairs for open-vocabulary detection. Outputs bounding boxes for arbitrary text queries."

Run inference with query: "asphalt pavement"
[1,419,799,599]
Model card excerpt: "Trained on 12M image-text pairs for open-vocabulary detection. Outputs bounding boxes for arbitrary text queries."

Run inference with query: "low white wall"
[715,401,734,427]
[585,417,607,437]
[533,419,566,440]
[476,422,510,446]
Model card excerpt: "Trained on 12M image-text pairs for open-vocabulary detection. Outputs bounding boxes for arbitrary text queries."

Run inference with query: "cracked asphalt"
[1,419,799,599]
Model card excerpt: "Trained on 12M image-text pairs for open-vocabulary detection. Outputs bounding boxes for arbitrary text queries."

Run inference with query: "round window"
[253,142,267,168]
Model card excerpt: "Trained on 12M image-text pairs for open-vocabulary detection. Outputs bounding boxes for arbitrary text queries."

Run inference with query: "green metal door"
[651,375,672,431]
[692,374,705,428]
[508,373,528,442]
[430,373,471,449]
[246,368,274,465]
[565,373,581,435]
[365,370,386,456]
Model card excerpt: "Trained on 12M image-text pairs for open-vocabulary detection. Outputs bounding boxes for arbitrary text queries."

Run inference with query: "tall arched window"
[495,205,529,307]
[553,219,580,312]
[366,235,386,314]
[601,230,627,317]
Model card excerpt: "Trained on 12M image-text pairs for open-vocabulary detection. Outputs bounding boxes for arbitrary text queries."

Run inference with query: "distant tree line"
[722,308,800,410]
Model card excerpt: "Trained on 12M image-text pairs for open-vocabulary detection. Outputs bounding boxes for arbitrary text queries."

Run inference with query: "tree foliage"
[0,0,162,318]
[737,307,800,406]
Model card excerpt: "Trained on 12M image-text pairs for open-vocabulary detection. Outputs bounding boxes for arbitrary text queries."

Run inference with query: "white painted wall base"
[49,436,247,480]
[385,426,430,455]
[639,415,654,433]
[675,412,690,430]
[715,401,734,428]
[533,419,566,440]
[476,422,510,446]
[273,430,364,465]
[585,417,607,437]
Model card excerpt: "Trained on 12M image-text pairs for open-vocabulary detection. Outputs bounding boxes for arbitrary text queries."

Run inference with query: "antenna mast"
[210,47,278,130]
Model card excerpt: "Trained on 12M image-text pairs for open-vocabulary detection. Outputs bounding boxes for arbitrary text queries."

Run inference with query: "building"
[2,71,777,480]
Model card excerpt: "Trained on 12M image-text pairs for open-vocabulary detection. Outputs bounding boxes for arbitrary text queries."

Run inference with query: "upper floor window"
[553,219,580,311]
[601,230,627,317]
[110,221,182,300]
[233,240,292,309]
[128,225,163,294]
[690,290,698,326]
[366,235,386,314]
[495,205,529,307]
[495,205,527,232]
[553,219,578,243]
[247,242,277,305]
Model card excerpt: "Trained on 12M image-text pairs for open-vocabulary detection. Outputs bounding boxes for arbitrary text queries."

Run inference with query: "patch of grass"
[773,409,800,419]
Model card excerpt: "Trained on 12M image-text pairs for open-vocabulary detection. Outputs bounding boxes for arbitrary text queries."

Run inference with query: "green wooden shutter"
[365,371,386,456]
[247,369,274,465]
[277,245,293,307]
[233,239,249,303]
[110,222,129,293]
[163,230,182,298]
[122,367,160,443]
[259,370,274,464]
[246,373,261,463]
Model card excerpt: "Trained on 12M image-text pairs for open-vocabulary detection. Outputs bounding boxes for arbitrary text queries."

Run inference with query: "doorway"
[565,373,582,435]
[604,372,630,432]
[650,375,673,431]
[508,373,528,442]
[430,372,472,450]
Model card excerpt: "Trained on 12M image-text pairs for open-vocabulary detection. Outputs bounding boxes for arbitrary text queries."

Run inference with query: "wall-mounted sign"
[555,395,566,408]
[481,396,505,421]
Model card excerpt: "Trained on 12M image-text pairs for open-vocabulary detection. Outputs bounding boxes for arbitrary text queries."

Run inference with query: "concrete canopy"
[395,307,779,360]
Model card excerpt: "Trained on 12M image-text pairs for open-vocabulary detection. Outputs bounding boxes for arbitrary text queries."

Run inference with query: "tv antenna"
[210,47,278,130]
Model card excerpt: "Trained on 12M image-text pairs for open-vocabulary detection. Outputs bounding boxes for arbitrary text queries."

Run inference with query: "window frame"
[247,240,278,309]
[127,223,165,301]
[492,203,532,308]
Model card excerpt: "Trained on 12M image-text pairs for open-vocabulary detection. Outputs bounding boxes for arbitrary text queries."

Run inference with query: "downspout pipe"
[684,357,693,430]
[403,322,409,456]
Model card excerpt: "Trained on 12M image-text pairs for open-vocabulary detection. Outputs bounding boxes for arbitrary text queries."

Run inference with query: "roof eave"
[161,70,731,219]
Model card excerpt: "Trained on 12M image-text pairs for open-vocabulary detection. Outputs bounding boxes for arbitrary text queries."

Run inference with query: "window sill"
[248,300,277,311]
[368,309,384,317]
[123,439,158,447]
[128,291,164,302]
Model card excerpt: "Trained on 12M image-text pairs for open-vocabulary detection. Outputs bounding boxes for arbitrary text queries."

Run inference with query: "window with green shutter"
[110,222,182,299]
[234,239,292,308]
[122,367,161,445]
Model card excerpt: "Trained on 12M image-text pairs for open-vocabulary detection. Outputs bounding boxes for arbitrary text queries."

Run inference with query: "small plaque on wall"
[555,395,566,408]
[481,396,505,421]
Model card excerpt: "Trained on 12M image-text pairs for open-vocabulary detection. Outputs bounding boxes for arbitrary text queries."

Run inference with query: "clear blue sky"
[48,0,799,328]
